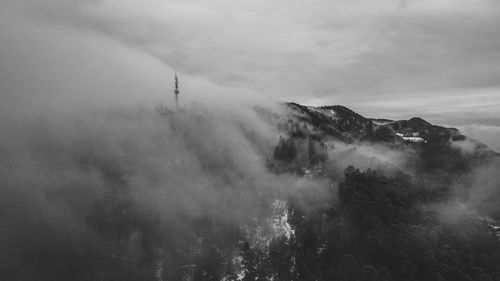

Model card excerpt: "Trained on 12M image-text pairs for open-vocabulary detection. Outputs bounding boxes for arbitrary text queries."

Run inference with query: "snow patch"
[373,120,393,126]
[396,132,426,143]
[271,199,294,239]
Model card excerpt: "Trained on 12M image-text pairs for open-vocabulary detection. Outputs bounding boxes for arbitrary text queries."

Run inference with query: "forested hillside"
[1,103,499,281]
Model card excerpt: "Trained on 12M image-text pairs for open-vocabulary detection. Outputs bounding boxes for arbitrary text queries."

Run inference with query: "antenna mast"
[174,72,180,109]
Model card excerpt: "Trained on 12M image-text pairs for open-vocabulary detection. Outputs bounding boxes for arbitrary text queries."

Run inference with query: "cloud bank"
[0,104,334,279]
[2,0,500,127]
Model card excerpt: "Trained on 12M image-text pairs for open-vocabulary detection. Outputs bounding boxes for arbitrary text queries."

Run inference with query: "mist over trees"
[1,102,500,281]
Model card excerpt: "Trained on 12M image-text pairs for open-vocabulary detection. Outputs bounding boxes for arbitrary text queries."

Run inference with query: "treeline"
[249,167,500,281]
[22,157,500,281]
[10,115,500,281]
[78,124,500,281]
[260,120,500,281]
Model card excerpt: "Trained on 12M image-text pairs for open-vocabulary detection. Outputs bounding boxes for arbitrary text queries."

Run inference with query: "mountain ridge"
[284,102,494,153]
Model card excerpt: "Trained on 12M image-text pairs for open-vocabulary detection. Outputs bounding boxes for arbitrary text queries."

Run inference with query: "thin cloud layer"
[456,124,500,153]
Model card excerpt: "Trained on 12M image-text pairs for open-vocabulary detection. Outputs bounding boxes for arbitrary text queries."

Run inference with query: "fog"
[1,85,499,280]
[464,158,500,219]
[2,1,500,279]
[325,140,415,179]
[0,2,268,123]
[0,101,339,278]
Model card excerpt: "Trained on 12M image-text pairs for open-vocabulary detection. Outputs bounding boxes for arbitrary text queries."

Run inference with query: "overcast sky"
[1,0,499,149]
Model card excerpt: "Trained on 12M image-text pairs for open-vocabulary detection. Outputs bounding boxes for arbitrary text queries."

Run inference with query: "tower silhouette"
[174,72,180,109]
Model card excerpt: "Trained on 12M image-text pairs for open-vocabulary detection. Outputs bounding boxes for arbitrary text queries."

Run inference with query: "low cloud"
[325,141,414,179]
[455,124,500,152]
[0,103,334,279]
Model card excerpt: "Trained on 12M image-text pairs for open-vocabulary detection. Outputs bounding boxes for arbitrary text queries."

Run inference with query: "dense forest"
[1,103,500,281]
